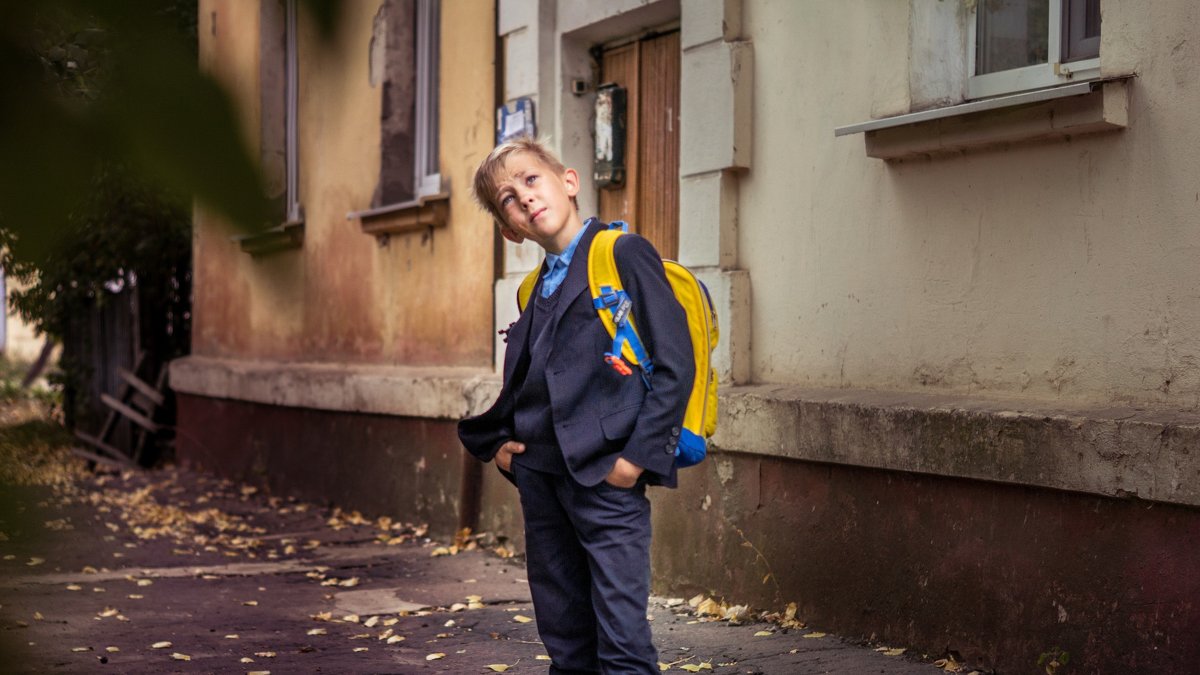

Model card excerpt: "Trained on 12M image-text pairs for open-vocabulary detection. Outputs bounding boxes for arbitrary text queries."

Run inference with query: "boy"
[458,137,694,674]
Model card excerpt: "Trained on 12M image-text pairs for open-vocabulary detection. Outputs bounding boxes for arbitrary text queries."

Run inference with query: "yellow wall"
[194,0,496,367]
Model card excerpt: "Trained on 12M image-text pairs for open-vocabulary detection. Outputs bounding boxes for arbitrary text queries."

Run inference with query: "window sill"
[235,219,305,256]
[348,192,450,236]
[836,76,1132,161]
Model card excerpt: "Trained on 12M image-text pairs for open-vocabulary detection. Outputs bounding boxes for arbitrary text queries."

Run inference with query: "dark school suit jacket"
[458,219,695,489]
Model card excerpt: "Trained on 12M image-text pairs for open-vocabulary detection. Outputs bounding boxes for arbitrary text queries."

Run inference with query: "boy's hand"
[604,457,644,488]
[494,441,525,472]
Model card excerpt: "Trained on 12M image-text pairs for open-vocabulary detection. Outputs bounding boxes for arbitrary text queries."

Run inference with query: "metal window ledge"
[836,76,1132,161]
[235,219,305,256]
[348,192,450,237]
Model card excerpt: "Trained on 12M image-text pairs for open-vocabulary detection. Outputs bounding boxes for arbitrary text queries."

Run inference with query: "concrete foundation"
[652,451,1200,673]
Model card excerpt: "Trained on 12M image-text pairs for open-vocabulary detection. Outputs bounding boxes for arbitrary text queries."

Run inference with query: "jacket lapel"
[502,269,542,384]
[549,218,604,331]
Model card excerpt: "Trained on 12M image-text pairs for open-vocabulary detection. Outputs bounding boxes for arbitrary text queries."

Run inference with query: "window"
[259,0,299,223]
[413,0,440,198]
[239,0,304,254]
[372,0,440,208]
[968,0,1100,99]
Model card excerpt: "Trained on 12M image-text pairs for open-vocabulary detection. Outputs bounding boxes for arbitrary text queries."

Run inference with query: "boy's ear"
[562,167,580,198]
[499,224,525,244]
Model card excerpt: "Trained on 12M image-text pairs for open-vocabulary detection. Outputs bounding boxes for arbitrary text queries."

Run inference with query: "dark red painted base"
[175,394,467,537]
[652,452,1200,673]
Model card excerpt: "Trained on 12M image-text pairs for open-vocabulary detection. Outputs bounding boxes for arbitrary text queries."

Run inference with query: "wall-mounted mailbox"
[594,84,627,190]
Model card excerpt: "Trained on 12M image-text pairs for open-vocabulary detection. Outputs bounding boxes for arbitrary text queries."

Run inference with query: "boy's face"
[492,151,583,255]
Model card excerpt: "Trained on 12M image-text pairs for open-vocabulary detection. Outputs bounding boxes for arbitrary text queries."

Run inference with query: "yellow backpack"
[517,221,718,467]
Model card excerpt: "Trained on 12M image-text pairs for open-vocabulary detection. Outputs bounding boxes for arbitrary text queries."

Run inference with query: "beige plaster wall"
[739,0,1200,408]
[193,0,496,368]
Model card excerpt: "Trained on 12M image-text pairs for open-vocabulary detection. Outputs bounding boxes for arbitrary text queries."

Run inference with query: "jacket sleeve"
[613,234,695,478]
[457,395,514,463]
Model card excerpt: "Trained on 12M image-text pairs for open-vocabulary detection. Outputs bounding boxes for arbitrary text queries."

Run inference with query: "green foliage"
[1,166,190,341]
[0,0,340,266]
[1037,647,1071,674]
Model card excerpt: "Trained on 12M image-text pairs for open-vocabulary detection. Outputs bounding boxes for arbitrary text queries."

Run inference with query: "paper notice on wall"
[497,98,536,144]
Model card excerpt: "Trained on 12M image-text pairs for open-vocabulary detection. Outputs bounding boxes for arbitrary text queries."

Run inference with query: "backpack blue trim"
[593,284,654,389]
[676,429,707,467]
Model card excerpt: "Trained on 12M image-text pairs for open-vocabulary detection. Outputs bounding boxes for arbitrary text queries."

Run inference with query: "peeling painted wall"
[740,0,1200,409]
[193,0,496,367]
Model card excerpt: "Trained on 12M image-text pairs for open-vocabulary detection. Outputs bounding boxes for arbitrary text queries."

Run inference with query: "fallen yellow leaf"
[255,651,277,657]
[99,607,119,618]
[247,671,271,675]
[71,647,92,653]
[512,615,534,624]
[382,618,398,626]
[66,584,82,591]
[342,614,360,623]
[33,611,44,621]
[243,600,259,606]
[26,557,45,567]
[307,628,327,636]
[386,635,405,644]
[225,634,239,639]
[151,641,172,649]
[537,655,552,661]
[486,665,512,672]
[353,647,369,652]
[363,616,379,628]
[136,579,153,587]
[105,647,120,653]
[754,631,773,637]
[240,657,255,663]
[883,647,906,656]
[171,652,191,661]
[426,652,446,660]
[804,632,826,639]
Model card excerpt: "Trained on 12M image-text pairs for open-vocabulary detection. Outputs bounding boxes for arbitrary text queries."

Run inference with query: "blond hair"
[472,137,575,225]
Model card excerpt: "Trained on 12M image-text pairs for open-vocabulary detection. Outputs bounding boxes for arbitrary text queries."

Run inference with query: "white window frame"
[413,0,441,197]
[967,0,1100,100]
[284,0,302,223]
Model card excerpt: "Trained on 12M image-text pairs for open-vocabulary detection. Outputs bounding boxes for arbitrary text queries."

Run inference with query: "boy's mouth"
[530,207,547,222]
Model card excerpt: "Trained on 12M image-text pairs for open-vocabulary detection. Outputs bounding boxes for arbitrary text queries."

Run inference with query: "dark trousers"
[513,463,658,675]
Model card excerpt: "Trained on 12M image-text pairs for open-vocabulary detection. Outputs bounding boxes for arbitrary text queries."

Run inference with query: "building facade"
[174,1,1200,670]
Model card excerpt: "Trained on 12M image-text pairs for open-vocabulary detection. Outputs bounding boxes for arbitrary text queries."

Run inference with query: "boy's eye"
[499,194,514,207]
[525,175,538,185]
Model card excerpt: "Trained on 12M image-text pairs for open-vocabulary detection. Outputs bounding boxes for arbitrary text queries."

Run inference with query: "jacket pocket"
[599,403,641,441]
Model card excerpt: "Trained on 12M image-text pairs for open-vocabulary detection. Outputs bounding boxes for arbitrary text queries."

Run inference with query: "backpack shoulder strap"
[516,266,540,312]
[588,226,652,381]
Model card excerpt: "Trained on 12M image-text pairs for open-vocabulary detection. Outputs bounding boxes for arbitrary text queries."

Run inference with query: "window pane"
[1063,0,1100,62]
[976,0,1050,75]
[424,0,440,179]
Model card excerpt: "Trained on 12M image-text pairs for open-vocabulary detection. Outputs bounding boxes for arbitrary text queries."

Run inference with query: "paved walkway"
[0,410,942,674]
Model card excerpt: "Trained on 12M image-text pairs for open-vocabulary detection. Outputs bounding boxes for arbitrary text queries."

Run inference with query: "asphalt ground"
[0,404,946,674]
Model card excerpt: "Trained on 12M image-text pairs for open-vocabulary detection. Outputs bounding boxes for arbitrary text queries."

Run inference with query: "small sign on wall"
[497,98,536,144]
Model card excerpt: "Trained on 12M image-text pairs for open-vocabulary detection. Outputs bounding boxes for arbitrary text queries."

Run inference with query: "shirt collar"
[544,219,591,271]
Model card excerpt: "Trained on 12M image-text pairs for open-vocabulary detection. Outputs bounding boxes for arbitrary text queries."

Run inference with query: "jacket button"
[671,426,680,436]
[665,443,674,454]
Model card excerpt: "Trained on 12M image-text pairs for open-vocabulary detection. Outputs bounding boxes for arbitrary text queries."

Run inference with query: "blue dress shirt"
[540,219,592,298]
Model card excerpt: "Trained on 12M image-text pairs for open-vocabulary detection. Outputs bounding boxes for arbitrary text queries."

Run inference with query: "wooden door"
[598,31,680,261]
